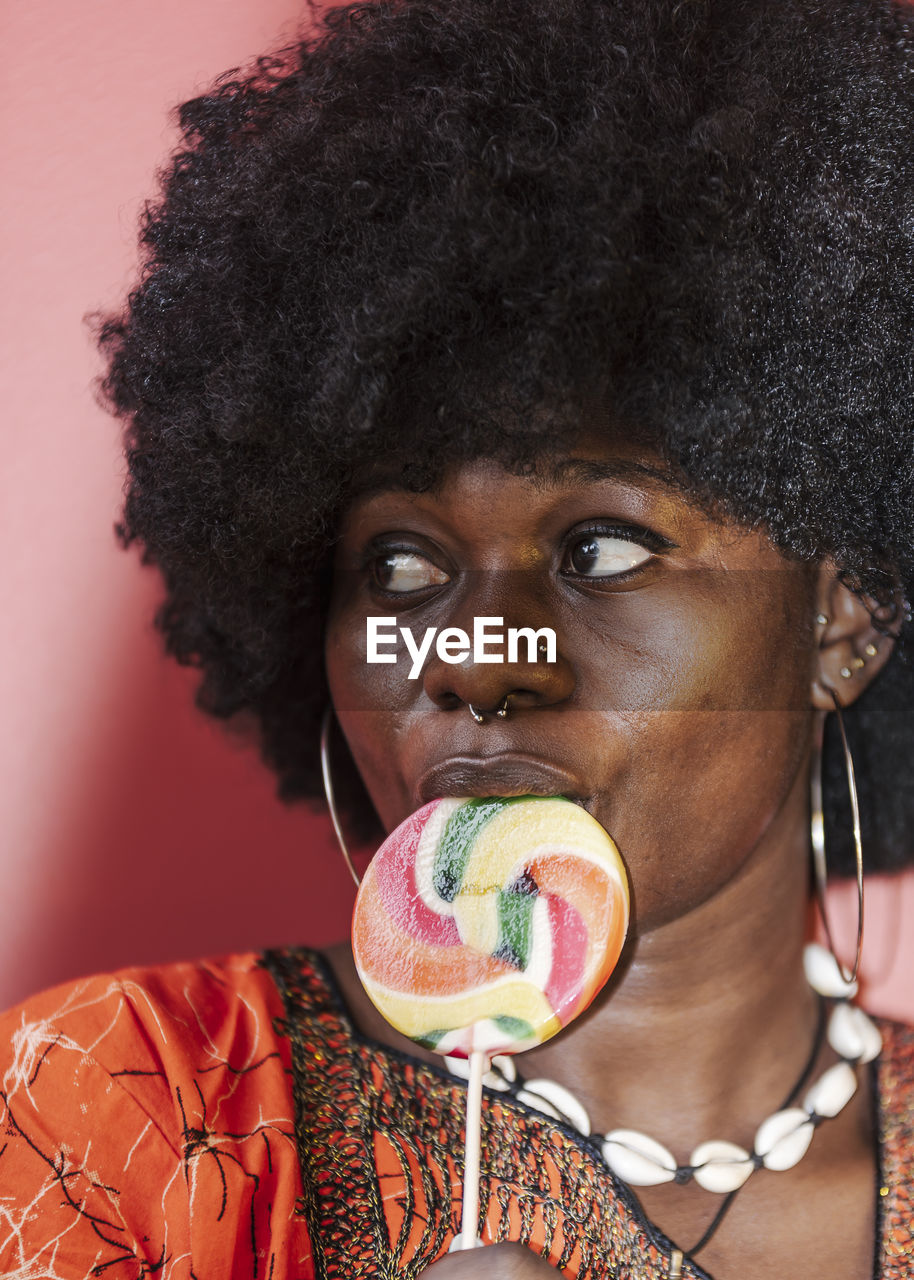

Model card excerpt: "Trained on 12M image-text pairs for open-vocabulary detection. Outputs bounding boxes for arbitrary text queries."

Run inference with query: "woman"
[1,0,912,1276]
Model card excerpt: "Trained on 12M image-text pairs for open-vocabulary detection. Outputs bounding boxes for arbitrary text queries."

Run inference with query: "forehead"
[346,426,684,505]
[336,431,798,574]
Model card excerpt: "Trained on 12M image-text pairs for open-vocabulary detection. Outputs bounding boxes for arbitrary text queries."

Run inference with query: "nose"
[420,577,575,715]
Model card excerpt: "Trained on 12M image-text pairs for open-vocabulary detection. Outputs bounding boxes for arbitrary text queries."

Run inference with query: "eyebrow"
[539,457,686,492]
[345,453,686,506]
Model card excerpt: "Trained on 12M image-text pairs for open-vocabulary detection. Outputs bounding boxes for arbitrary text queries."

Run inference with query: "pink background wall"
[2,0,912,1019]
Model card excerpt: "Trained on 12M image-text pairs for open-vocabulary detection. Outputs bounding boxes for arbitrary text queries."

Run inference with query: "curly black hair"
[98,0,914,873]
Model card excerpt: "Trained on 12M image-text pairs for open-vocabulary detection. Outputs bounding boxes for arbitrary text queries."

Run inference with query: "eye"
[372,549,450,594]
[564,528,660,578]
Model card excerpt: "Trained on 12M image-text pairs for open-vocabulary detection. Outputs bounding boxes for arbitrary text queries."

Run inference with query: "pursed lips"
[414,754,589,809]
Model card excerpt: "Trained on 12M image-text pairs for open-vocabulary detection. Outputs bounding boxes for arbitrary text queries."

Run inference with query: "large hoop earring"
[320,706,362,889]
[810,689,864,985]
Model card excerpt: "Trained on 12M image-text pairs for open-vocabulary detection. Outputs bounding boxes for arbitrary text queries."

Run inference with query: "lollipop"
[352,794,629,1250]
[353,795,628,1056]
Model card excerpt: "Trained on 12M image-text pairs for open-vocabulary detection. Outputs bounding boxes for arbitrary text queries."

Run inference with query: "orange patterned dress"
[0,948,911,1278]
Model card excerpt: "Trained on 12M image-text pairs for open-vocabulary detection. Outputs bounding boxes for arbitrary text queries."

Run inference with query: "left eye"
[373,550,450,593]
[566,533,653,577]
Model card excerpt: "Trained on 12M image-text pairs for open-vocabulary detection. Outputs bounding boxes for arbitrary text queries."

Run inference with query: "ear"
[811,565,897,710]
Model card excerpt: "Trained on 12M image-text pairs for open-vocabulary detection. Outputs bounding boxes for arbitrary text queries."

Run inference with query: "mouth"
[414,753,589,810]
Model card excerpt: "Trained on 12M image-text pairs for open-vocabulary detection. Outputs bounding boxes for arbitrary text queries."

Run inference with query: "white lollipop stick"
[456,1047,488,1250]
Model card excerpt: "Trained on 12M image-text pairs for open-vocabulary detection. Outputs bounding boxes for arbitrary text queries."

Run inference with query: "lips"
[414,754,586,807]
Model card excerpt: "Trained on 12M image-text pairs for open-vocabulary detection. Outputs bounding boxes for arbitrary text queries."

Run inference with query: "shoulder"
[0,951,288,1105]
[0,952,318,1278]
[875,1016,914,1140]
[876,1017,914,1094]
[0,951,297,1160]
[873,1019,914,1276]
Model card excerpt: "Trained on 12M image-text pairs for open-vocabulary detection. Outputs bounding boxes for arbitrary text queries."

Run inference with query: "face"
[325,432,819,934]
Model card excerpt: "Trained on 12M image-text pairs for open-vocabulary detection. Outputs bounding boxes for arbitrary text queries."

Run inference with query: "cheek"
[577,571,815,926]
[572,566,814,715]
[334,711,411,829]
[325,585,424,715]
[587,705,809,934]
[325,610,412,827]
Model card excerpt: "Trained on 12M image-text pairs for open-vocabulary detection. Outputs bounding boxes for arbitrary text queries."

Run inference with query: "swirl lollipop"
[352,794,629,1249]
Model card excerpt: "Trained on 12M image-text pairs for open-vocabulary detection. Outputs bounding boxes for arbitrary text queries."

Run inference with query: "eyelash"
[364,522,674,596]
[561,522,675,581]
[363,542,448,598]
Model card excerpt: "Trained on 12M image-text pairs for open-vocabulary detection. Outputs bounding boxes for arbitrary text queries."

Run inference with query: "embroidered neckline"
[263,946,900,1280]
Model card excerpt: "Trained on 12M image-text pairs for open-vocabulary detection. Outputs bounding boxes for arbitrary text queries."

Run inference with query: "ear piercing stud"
[820,612,860,680]
[840,642,878,679]
[821,609,884,678]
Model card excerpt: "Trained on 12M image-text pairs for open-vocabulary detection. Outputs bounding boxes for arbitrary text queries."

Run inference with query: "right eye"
[372,550,450,594]
[566,532,654,578]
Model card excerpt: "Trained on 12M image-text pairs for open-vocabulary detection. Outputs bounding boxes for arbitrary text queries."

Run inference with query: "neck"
[524,783,818,1150]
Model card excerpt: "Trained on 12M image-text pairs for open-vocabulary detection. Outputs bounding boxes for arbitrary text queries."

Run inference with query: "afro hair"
[98,0,914,872]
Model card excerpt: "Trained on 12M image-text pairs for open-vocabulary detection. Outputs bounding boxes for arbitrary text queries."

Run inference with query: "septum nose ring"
[467,636,552,722]
[467,695,511,723]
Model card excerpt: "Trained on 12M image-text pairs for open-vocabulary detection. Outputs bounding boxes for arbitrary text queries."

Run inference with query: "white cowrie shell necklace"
[445,944,881,1199]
